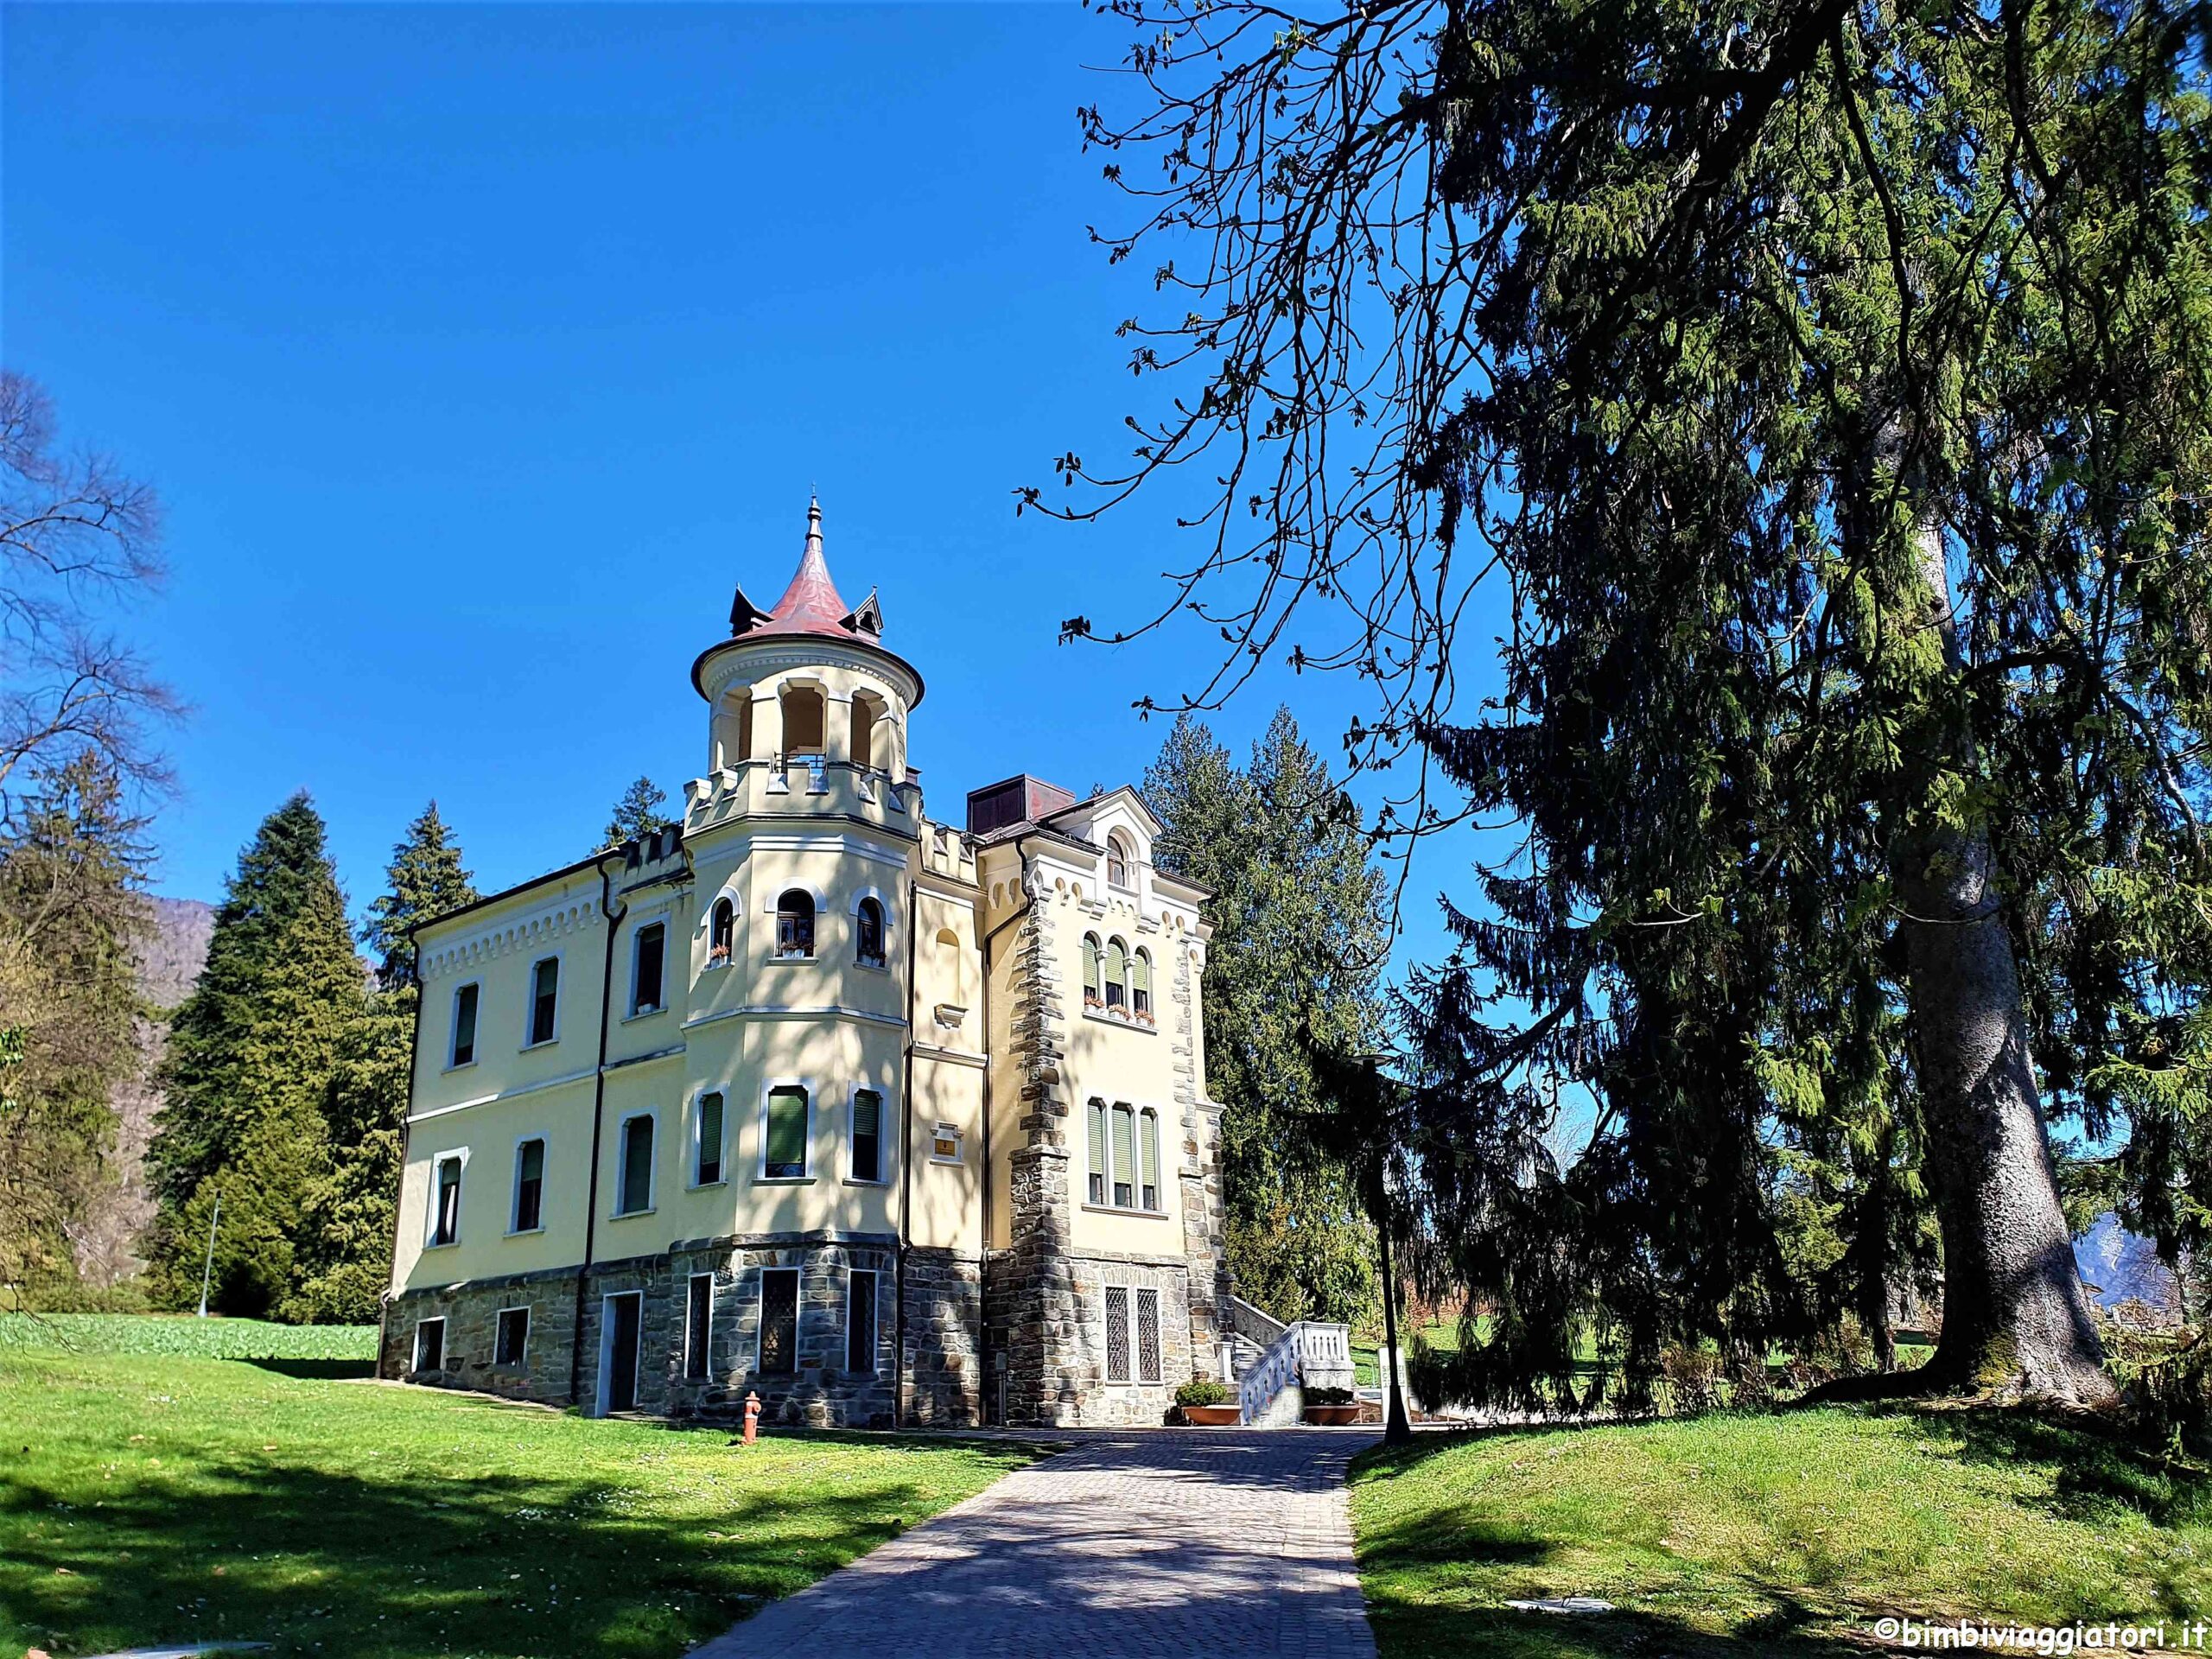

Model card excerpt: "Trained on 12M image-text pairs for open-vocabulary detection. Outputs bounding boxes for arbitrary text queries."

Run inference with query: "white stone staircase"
[1224,1294,1356,1427]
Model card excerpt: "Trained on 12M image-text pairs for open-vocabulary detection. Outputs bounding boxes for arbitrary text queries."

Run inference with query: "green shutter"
[852,1090,881,1181]
[766,1087,808,1176]
[1141,1110,1160,1206]
[518,1138,543,1185]
[1081,935,1100,998]
[620,1116,653,1213]
[1112,1105,1135,1186]
[1088,1102,1109,1185]
[697,1092,724,1182]
[1131,950,1150,995]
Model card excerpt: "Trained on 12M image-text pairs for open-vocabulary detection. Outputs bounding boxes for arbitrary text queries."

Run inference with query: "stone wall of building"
[383,1230,980,1428]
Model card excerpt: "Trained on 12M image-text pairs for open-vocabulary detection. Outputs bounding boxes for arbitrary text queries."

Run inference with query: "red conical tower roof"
[728,499,882,642]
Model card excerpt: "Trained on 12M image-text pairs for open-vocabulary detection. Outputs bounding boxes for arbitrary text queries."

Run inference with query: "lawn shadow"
[237,1357,378,1381]
[1,1440,972,1659]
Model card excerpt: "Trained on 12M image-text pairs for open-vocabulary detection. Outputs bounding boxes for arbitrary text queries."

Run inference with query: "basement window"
[413,1317,446,1374]
[495,1306,530,1368]
[685,1273,714,1382]
[759,1268,799,1375]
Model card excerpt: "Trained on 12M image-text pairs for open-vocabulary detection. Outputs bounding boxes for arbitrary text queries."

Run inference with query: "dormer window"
[855,897,887,967]
[1107,832,1134,889]
[776,890,815,958]
[709,898,734,965]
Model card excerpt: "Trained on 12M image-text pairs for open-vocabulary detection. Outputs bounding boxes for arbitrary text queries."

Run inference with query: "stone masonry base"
[380,1233,982,1427]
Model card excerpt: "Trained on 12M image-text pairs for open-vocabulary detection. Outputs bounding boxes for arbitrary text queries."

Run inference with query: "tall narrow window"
[684,1273,714,1381]
[709,897,735,963]
[1111,1103,1135,1209]
[695,1092,724,1185]
[776,891,815,958]
[512,1137,545,1232]
[1140,1109,1160,1211]
[617,1115,653,1215]
[632,923,665,1015]
[450,982,480,1066]
[759,1268,799,1374]
[430,1154,462,1246]
[1104,939,1128,1009]
[1135,1287,1163,1382]
[496,1306,530,1367]
[1103,1286,1132,1383]
[1107,833,1131,887]
[414,1317,446,1374]
[1132,950,1152,1020]
[850,1090,883,1183]
[528,957,560,1045]
[1081,934,1103,1006]
[849,1268,878,1374]
[764,1086,808,1179]
[1087,1100,1109,1205]
[855,897,886,966]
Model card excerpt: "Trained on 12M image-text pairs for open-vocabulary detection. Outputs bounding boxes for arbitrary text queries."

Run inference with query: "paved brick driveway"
[688,1428,1380,1659]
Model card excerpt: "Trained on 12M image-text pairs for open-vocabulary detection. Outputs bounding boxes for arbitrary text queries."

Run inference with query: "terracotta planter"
[1303,1404,1361,1426]
[1180,1403,1241,1426]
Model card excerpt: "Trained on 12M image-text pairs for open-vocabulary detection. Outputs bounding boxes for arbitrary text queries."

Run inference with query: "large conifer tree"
[1046,0,2212,1405]
[146,793,364,1315]
[294,803,476,1321]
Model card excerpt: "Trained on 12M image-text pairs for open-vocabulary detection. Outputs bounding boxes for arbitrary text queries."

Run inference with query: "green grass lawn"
[0,1319,1034,1659]
[1351,1405,2212,1656]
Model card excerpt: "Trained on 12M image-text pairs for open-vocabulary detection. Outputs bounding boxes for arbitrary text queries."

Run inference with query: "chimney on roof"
[966,774,1077,836]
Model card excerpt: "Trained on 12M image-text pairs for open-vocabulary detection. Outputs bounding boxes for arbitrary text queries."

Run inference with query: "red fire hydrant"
[742,1390,762,1446]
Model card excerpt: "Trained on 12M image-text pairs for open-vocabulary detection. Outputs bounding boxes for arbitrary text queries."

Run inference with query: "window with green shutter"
[1111,1103,1135,1209]
[765,1086,808,1179]
[850,1090,882,1182]
[1140,1109,1160,1211]
[617,1115,653,1215]
[1087,1100,1109,1205]
[695,1092,724,1185]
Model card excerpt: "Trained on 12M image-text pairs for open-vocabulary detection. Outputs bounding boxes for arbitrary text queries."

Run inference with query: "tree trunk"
[1896,525,2114,1409]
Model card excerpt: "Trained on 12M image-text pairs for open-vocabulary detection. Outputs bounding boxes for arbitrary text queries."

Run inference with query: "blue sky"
[5,2,1471,969]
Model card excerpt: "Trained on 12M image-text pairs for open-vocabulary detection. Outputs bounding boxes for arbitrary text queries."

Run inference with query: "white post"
[195,1192,221,1319]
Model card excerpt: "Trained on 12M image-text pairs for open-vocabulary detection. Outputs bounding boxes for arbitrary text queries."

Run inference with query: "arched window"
[1106,832,1133,888]
[1104,938,1128,1010]
[1081,934,1103,1007]
[780,685,826,755]
[709,898,735,964]
[855,897,887,967]
[775,890,815,958]
[1131,948,1152,1020]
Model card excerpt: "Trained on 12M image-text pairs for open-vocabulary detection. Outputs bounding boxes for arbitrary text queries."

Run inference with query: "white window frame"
[849,885,893,971]
[758,1077,814,1182]
[523,951,564,1048]
[1100,1284,1162,1387]
[847,1084,890,1185]
[448,980,481,1069]
[757,1265,801,1374]
[426,1148,468,1248]
[705,890,739,969]
[683,1271,715,1382]
[930,1121,964,1166]
[848,1268,880,1376]
[1107,832,1135,890]
[628,918,669,1018]
[494,1304,531,1368]
[412,1316,447,1373]
[612,1109,657,1217]
[509,1134,547,1235]
[690,1088,728,1189]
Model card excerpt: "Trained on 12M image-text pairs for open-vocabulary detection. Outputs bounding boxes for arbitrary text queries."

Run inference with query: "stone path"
[687,1429,1380,1659]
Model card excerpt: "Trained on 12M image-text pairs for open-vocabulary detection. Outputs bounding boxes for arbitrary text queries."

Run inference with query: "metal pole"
[195,1193,220,1319]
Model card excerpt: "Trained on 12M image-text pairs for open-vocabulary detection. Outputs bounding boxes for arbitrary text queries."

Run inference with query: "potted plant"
[1175,1378,1239,1426]
[1303,1385,1360,1426]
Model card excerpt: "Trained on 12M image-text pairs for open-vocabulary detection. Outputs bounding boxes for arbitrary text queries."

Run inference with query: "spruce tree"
[1051,0,2212,1406]
[597,775,673,851]
[294,804,475,1321]
[1146,709,1389,1325]
[146,793,365,1314]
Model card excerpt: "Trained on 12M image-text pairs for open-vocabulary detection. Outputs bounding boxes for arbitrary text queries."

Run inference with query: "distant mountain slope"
[70,895,214,1288]
[2074,1211,2185,1321]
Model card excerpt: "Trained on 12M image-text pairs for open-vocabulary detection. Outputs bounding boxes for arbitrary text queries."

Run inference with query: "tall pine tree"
[1146,709,1389,1325]
[293,803,476,1322]
[146,793,365,1316]
[597,776,673,852]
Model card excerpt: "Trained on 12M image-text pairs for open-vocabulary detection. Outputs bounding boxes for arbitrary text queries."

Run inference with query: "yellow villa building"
[379,504,1234,1427]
